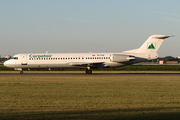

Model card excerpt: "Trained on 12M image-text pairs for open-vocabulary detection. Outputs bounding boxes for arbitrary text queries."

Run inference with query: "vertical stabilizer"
[136,35,172,53]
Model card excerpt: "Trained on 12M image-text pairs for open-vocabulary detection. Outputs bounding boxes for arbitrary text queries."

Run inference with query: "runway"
[1,73,180,76]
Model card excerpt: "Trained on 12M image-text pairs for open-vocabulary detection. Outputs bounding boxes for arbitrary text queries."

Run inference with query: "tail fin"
[136,35,172,53]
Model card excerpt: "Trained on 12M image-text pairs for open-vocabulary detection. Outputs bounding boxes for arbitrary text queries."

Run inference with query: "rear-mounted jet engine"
[110,54,135,62]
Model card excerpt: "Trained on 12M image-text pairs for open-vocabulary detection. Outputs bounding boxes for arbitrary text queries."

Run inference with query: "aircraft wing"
[68,62,104,67]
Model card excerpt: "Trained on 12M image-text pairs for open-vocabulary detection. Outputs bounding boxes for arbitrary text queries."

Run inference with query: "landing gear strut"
[86,69,92,74]
[20,71,23,74]
[85,66,92,74]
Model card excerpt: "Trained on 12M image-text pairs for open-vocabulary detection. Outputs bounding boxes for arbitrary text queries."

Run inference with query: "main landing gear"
[85,66,92,74]
[86,69,92,74]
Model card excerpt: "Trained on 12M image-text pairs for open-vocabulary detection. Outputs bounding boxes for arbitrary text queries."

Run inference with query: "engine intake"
[110,54,135,62]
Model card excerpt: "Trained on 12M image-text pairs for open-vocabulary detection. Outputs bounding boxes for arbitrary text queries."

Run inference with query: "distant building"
[159,60,165,64]
[5,55,10,59]
[166,61,178,64]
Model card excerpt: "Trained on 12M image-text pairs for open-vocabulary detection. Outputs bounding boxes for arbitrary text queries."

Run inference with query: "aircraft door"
[21,54,27,65]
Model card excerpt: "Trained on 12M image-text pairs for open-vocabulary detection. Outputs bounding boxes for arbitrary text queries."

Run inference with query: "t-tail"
[136,35,172,53]
[123,35,173,60]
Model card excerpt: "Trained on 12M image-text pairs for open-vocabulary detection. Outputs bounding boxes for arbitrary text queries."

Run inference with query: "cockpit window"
[11,57,18,60]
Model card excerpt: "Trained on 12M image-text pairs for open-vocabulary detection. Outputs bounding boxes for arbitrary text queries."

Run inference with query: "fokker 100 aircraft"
[4,35,172,74]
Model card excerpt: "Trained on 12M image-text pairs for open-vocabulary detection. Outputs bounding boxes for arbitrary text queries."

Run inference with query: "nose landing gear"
[20,71,23,74]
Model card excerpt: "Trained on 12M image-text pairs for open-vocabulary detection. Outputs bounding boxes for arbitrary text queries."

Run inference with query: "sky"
[0,0,180,57]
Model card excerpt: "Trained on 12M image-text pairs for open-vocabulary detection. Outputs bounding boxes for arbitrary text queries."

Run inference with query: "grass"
[0,76,180,119]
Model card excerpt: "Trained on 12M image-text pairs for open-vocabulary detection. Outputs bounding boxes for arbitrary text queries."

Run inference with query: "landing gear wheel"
[86,70,92,74]
[20,71,23,74]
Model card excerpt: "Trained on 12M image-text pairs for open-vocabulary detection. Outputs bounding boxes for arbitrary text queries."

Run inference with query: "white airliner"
[4,35,172,74]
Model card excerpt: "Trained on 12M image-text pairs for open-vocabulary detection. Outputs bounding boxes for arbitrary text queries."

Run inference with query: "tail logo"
[147,43,156,49]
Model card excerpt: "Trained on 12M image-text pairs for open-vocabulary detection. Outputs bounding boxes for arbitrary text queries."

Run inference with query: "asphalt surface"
[1,73,180,76]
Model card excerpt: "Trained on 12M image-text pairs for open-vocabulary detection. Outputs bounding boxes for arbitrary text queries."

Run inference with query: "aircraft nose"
[3,60,13,68]
[3,61,8,67]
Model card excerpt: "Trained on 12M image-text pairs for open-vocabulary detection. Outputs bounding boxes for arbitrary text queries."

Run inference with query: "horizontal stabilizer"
[153,35,174,39]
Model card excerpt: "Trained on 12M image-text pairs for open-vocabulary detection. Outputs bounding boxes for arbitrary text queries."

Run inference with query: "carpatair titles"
[29,54,52,58]
[147,43,155,49]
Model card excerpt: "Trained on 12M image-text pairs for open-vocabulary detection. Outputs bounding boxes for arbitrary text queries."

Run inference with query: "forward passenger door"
[21,54,27,65]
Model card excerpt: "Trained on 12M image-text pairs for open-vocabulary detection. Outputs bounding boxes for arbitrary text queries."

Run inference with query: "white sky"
[0,0,180,57]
